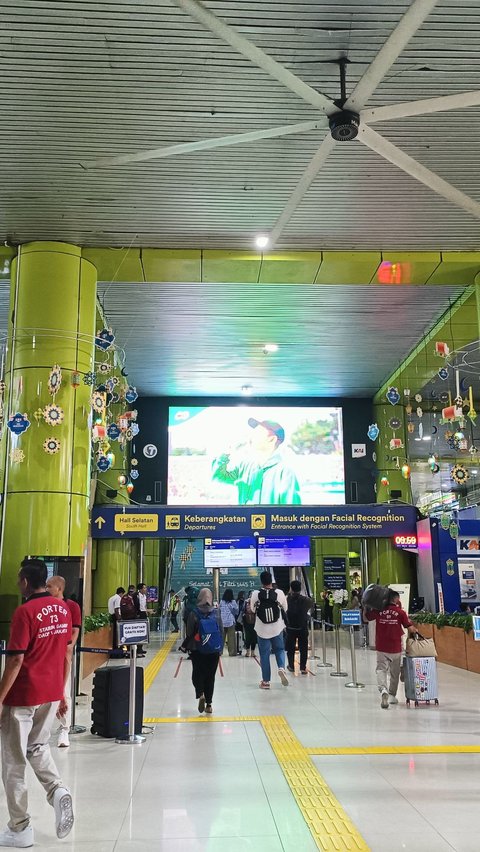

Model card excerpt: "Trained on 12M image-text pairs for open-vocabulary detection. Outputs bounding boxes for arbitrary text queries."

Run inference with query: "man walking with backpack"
[286,581,314,675]
[250,572,289,689]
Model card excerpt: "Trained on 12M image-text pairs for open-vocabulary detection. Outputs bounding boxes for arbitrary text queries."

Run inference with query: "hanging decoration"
[401,463,411,480]
[438,367,449,381]
[389,437,403,450]
[106,451,115,467]
[125,386,138,404]
[126,482,134,494]
[380,476,389,487]
[92,423,106,441]
[97,362,111,376]
[440,513,450,531]
[414,393,422,403]
[435,341,450,358]
[407,422,415,434]
[10,447,25,464]
[367,423,380,441]
[449,520,459,540]
[451,464,469,485]
[83,371,95,386]
[7,412,31,436]
[95,328,115,351]
[130,423,140,437]
[47,364,62,396]
[386,387,400,406]
[388,417,401,431]
[467,386,477,423]
[43,437,60,455]
[91,392,106,414]
[131,458,138,467]
[130,469,139,480]
[43,404,64,427]
[71,371,81,389]
[118,474,128,486]
[96,455,111,472]
[34,408,44,424]
[446,558,455,576]
[107,423,121,441]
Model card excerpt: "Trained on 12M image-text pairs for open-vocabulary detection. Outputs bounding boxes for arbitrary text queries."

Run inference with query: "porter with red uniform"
[0,559,74,848]
[365,588,415,709]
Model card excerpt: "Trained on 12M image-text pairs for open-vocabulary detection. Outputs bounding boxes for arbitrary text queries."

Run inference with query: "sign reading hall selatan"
[92,505,417,539]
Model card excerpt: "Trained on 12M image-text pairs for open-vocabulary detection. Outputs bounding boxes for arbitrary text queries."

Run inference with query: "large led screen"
[168,406,345,505]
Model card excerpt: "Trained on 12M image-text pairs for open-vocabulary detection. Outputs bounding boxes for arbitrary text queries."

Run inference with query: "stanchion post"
[0,640,6,680]
[345,626,365,689]
[309,618,317,661]
[69,645,86,735]
[317,620,333,668]
[330,626,348,677]
[116,644,146,745]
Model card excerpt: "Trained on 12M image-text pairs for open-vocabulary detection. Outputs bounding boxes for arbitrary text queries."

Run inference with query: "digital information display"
[204,537,257,569]
[257,536,311,568]
[393,534,417,549]
[168,405,345,505]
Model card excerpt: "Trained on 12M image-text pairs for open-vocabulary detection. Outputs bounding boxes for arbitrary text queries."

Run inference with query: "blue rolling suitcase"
[404,655,439,707]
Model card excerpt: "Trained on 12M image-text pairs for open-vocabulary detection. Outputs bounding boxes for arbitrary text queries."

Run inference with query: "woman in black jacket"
[184,588,223,715]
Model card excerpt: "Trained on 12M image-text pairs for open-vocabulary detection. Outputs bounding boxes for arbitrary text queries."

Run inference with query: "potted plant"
[82,613,113,679]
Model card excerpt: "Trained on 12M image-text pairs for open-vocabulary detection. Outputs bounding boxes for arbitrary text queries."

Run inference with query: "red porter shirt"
[366,604,411,654]
[66,598,82,631]
[5,592,72,706]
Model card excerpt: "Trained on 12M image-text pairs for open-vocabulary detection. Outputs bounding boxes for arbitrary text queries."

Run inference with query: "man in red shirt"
[46,576,82,749]
[0,559,74,847]
[366,589,415,709]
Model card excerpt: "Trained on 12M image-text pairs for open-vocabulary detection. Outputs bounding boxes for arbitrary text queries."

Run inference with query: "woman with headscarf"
[184,588,223,715]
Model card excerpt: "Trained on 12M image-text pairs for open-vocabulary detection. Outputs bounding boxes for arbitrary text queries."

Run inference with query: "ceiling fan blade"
[82,120,324,169]
[358,124,480,220]
[172,0,334,114]
[269,135,336,245]
[363,90,480,123]
[345,0,439,112]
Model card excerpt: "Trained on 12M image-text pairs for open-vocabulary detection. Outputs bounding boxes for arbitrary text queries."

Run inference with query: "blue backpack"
[195,610,223,655]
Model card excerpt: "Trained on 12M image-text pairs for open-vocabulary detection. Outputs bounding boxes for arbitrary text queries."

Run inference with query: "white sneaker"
[381,690,389,709]
[389,695,399,705]
[57,729,70,748]
[52,787,74,839]
[278,668,289,687]
[245,650,251,657]
[0,826,34,847]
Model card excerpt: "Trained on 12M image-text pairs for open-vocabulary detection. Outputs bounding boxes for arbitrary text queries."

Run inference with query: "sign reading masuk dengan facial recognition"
[92,505,417,539]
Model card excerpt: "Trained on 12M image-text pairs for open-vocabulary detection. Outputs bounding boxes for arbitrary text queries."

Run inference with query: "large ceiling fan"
[84,0,480,245]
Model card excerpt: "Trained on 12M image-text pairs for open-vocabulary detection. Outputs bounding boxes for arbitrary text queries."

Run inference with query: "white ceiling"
[1,1,480,249]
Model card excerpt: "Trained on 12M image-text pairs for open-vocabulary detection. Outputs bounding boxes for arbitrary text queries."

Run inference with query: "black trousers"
[286,627,309,671]
[190,651,220,704]
[170,612,179,631]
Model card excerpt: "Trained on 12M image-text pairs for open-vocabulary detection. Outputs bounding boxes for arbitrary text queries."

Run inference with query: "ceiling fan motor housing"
[329,110,360,141]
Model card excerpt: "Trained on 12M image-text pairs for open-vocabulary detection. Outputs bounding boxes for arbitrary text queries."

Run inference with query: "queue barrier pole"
[308,618,319,662]
[330,626,348,678]
[0,640,6,680]
[69,645,86,735]
[345,626,365,690]
[316,620,333,668]
[116,644,146,746]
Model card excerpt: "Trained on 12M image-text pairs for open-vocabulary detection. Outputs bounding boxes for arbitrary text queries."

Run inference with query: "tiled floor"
[2,631,480,851]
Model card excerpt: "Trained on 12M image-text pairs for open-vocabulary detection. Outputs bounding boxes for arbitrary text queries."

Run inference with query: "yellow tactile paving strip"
[144,713,368,851]
[143,635,177,693]
[308,745,480,755]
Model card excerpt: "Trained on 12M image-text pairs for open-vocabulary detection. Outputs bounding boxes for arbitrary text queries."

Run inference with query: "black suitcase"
[91,665,144,738]
[236,630,243,655]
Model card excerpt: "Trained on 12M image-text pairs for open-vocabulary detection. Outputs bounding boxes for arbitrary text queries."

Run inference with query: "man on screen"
[212,418,301,505]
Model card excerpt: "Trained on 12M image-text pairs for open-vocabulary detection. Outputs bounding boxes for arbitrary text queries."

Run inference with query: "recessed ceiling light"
[263,343,278,354]
[255,235,269,249]
[241,384,252,395]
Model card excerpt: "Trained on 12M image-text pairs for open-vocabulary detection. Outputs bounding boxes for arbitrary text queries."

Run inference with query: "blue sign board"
[117,619,150,646]
[92,504,417,540]
[341,609,362,627]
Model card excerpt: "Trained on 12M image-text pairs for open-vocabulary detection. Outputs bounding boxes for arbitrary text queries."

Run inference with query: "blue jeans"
[257,633,285,683]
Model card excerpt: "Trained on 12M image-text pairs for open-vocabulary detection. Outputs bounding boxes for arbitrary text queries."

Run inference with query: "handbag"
[406,632,437,658]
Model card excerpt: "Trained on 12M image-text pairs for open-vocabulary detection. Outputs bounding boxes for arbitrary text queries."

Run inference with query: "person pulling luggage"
[365,588,415,709]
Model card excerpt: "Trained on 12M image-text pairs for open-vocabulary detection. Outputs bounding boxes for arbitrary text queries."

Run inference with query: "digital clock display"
[393,534,417,549]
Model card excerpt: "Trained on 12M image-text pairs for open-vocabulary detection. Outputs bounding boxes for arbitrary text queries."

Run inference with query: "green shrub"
[410,611,473,634]
[83,612,111,633]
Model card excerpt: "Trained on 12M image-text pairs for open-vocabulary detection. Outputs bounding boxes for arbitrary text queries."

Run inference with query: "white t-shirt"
[138,592,147,613]
[107,593,122,615]
[250,588,288,639]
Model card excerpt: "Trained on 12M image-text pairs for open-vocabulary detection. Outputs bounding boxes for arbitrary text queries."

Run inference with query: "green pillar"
[0,242,96,622]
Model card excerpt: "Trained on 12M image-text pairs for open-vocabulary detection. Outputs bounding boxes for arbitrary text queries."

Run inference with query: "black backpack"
[256,589,280,624]
[287,594,304,629]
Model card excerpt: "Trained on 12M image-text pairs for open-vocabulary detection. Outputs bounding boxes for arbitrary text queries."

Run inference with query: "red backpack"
[120,594,137,620]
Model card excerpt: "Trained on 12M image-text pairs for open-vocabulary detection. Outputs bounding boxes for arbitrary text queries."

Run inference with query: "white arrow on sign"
[95,516,106,529]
